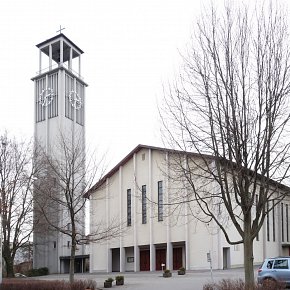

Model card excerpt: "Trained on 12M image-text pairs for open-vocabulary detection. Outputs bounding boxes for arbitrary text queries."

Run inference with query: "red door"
[156,249,166,270]
[140,250,150,271]
[173,247,183,270]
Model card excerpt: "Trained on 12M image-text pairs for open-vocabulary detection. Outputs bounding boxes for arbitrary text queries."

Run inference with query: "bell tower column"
[32,32,88,274]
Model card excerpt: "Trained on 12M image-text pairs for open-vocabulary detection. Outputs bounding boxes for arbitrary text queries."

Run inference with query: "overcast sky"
[0,0,271,169]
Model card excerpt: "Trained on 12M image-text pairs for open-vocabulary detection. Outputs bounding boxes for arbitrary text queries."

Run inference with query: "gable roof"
[84,144,290,198]
[84,144,211,198]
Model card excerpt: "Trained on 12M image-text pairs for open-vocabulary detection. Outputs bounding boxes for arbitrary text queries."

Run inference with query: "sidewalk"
[35,268,250,290]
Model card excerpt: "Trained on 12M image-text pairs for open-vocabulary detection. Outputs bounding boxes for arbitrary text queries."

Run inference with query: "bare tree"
[15,241,33,265]
[0,134,39,277]
[34,132,119,283]
[161,2,290,289]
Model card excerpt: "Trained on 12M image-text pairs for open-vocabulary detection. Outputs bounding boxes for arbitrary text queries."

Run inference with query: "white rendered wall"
[89,147,289,273]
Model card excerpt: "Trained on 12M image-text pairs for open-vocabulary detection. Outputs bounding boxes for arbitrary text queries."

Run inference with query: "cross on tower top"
[56,25,65,34]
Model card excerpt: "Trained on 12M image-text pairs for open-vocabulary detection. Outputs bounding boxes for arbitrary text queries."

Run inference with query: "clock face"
[39,88,55,107]
[69,90,82,110]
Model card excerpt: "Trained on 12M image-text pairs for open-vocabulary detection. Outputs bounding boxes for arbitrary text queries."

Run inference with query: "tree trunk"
[244,216,255,290]
[3,245,14,278]
[69,238,76,284]
[5,258,14,278]
[4,256,14,278]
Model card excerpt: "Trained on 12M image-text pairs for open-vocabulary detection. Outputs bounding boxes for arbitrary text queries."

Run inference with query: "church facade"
[88,144,290,273]
[32,33,88,274]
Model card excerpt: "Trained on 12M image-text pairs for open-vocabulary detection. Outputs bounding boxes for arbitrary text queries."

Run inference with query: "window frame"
[142,185,147,224]
[127,189,132,226]
[158,181,163,222]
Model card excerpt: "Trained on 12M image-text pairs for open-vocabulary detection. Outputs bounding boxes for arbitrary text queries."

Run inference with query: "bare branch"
[161,2,290,289]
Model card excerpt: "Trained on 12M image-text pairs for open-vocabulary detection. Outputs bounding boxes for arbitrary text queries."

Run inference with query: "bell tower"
[32,32,86,148]
[32,32,88,273]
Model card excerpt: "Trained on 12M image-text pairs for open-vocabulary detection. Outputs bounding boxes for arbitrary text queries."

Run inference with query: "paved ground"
[34,267,257,290]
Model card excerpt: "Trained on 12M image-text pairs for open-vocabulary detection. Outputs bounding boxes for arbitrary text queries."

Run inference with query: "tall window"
[267,202,270,241]
[65,74,84,126]
[254,195,259,241]
[75,81,85,125]
[127,189,132,226]
[287,204,289,242]
[35,73,58,122]
[158,181,163,221]
[282,203,284,242]
[273,200,276,242]
[48,73,58,119]
[142,185,147,224]
[36,77,46,122]
[65,74,73,120]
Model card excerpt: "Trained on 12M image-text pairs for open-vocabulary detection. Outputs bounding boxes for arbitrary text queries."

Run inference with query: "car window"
[273,259,289,269]
[266,260,274,269]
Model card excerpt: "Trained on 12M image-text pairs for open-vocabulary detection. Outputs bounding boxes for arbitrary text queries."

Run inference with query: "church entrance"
[60,255,89,273]
[173,247,183,270]
[223,247,230,269]
[112,248,120,272]
[140,249,150,271]
[155,248,166,270]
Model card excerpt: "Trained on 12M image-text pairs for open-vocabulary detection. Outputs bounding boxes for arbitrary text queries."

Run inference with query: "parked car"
[14,273,27,278]
[258,257,290,287]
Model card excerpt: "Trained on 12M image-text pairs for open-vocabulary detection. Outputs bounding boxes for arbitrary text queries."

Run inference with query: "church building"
[30,33,290,274]
[87,144,290,273]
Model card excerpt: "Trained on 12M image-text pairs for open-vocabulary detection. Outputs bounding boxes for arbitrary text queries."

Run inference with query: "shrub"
[0,279,97,290]
[164,269,171,273]
[105,277,114,283]
[258,279,286,290]
[203,279,286,290]
[26,267,49,277]
[115,275,124,281]
[218,279,245,290]
[71,280,97,290]
[203,284,215,290]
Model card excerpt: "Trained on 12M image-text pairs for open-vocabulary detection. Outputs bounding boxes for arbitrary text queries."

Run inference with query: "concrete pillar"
[133,153,138,272]
[39,49,42,74]
[262,214,267,259]
[120,247,125,272]
[167,242,173,270]
[106,178,111,272]
[49,44,52,70]
[165,152,172,270]
[60,39,63,64]
[149,149,154,271]
[119,166,124,272]
[68,47,72,70]
[79,55,81,77]
[277,199,282,256]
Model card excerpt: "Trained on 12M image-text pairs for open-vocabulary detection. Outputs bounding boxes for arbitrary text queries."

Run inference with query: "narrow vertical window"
[256,195,259,241]
[287,204,289,242]
[127,189,132,226]
[273,200,275,242]
[256,194,259,241]
[267,202,270,241]
[53,241,56,249]
[142,185,147,224]
[158,181,163,221]
[282,203,284,242]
